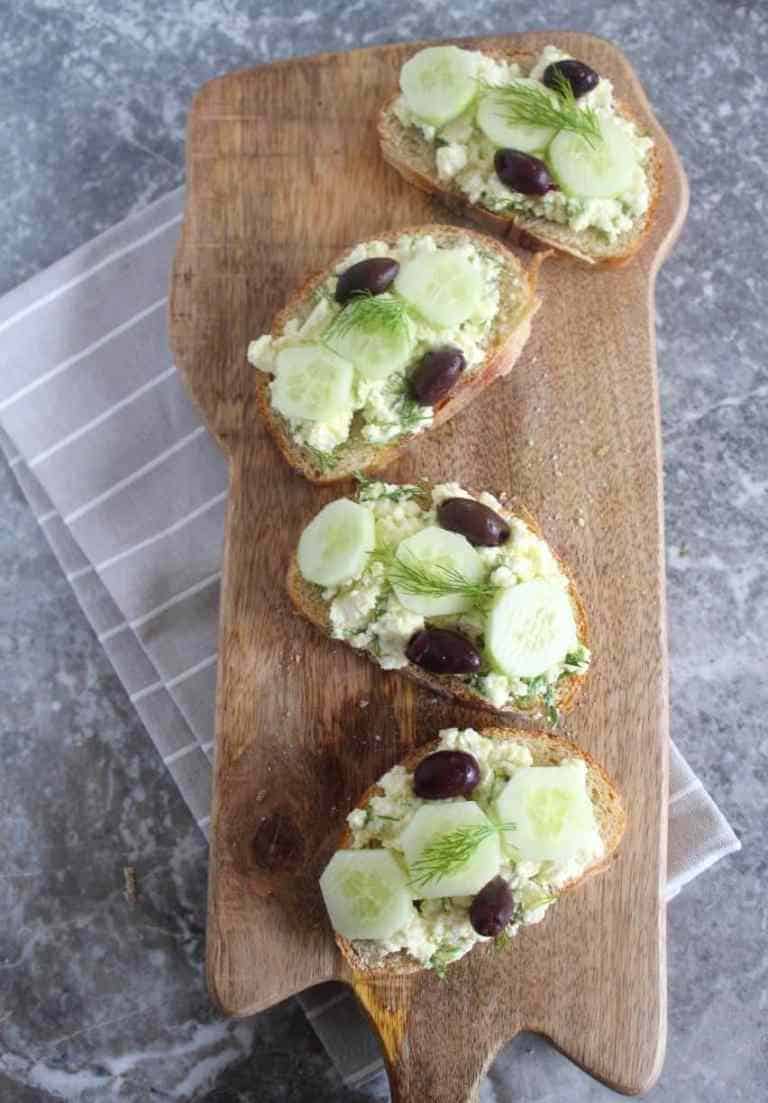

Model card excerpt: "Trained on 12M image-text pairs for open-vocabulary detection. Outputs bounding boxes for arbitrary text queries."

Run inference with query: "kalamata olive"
[494,149,555,197]
[413,750,481,800]
[409,346,466,406]
[543,58,599,99]
[335,257,400,304]
[469,876,516,938]
[408,344,467,405]
[405,628,482,675]
[437,497,510,547]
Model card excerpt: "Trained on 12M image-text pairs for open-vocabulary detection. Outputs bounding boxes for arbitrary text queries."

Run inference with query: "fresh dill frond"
[386,549,497,606]
[323,292,412,344]
[477,71,602,148]
[304,444,339,473]
[408,821,516,890]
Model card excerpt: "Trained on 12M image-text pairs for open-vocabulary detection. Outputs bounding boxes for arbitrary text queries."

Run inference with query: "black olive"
[437,498,510,547]
[409,346,466,406]
[494,149,555,197]
[335,257,400,304]
[405,628,482,675]
[469,876,516,937]
[543,58,600,99]
[413,751,481,800]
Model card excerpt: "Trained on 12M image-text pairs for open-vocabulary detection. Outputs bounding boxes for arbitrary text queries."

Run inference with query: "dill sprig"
[386,548,497,606]
[323,292,412,344]
[408,821,516,890]
[478,69,602,148]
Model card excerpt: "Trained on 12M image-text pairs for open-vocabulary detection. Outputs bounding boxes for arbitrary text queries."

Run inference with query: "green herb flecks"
[354,471,426,503]
[465,672,488,695]
[383,373,432,438]
[562,648,589,672]
[429,944,463,980]
[520,674,559,727]
[408,821,516,890]
[323,292,412,345]
[304,444,340,473]
[379,546,497,608]
[478,68,602,148]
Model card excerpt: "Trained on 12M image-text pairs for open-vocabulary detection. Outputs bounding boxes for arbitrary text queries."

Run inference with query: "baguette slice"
[378,50,661,267]
[288,485,589,720]
[253,225,542,483]
[334,726,626,976]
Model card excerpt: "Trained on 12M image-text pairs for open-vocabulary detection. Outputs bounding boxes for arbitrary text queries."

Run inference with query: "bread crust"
[334,725,626,976]
[378,48,661,267]
[253,224,542,483]
[288,489,589,720]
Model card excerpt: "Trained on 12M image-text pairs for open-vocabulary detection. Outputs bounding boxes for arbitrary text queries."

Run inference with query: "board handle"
[352,974,487,1103]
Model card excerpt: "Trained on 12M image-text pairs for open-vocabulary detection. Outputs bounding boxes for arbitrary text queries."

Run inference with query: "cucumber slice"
[271,345,354,422]
[394,250,484,328]
[298,499,375,587]
[320,849,412,940]
[400,801,501,899]
[548,116,638,198]
[477,79,557,152]
[393,525,484,617]
[325,297,415,382]
[400,46,479,128]
[494,761,599,863]
[486,581,578,679]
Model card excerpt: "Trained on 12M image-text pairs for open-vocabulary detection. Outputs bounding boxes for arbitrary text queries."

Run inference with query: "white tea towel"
[0,188,740,1092]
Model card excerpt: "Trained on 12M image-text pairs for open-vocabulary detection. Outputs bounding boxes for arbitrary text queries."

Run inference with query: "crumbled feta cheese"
[436,142,468,181]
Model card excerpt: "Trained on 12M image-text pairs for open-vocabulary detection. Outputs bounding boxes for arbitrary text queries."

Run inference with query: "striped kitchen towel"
[0,188,740,1093]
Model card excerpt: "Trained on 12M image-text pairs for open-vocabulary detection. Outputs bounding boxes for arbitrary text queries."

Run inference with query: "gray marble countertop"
[1,2,765,1101]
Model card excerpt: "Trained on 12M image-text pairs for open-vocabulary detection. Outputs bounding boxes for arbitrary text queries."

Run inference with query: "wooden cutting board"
[169,32,687,1101]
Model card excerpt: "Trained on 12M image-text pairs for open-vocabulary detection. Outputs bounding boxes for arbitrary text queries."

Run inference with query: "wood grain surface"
[169,32,688,1101]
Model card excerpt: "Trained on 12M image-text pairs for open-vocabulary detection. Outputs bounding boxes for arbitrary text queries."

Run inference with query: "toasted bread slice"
[288,485,589,720]
[378,50,660,266]
[334,726,626,976]
[253,224,542,483]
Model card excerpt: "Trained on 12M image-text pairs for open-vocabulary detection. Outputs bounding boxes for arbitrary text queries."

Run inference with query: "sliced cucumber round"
[494,762,599,863]
[548,116,638,198]
[271,345,354,422]
[477,79,557,152]
[394,250,484,329]
[400,46,479,128]
[320,849,412,940]
[324,297,415,382]
[298,499,375,588]
[400,801,501,899]
[486,580,578,679]
[393,525,484,617]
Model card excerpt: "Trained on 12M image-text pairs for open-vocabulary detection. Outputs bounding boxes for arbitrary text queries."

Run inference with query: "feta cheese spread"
[395,44,654,241]
[322,479,590,713]
[248,234,505,467]
[345,727,604,971]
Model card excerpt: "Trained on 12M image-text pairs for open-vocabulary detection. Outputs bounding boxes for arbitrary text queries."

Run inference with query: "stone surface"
[0,1,765,1101]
